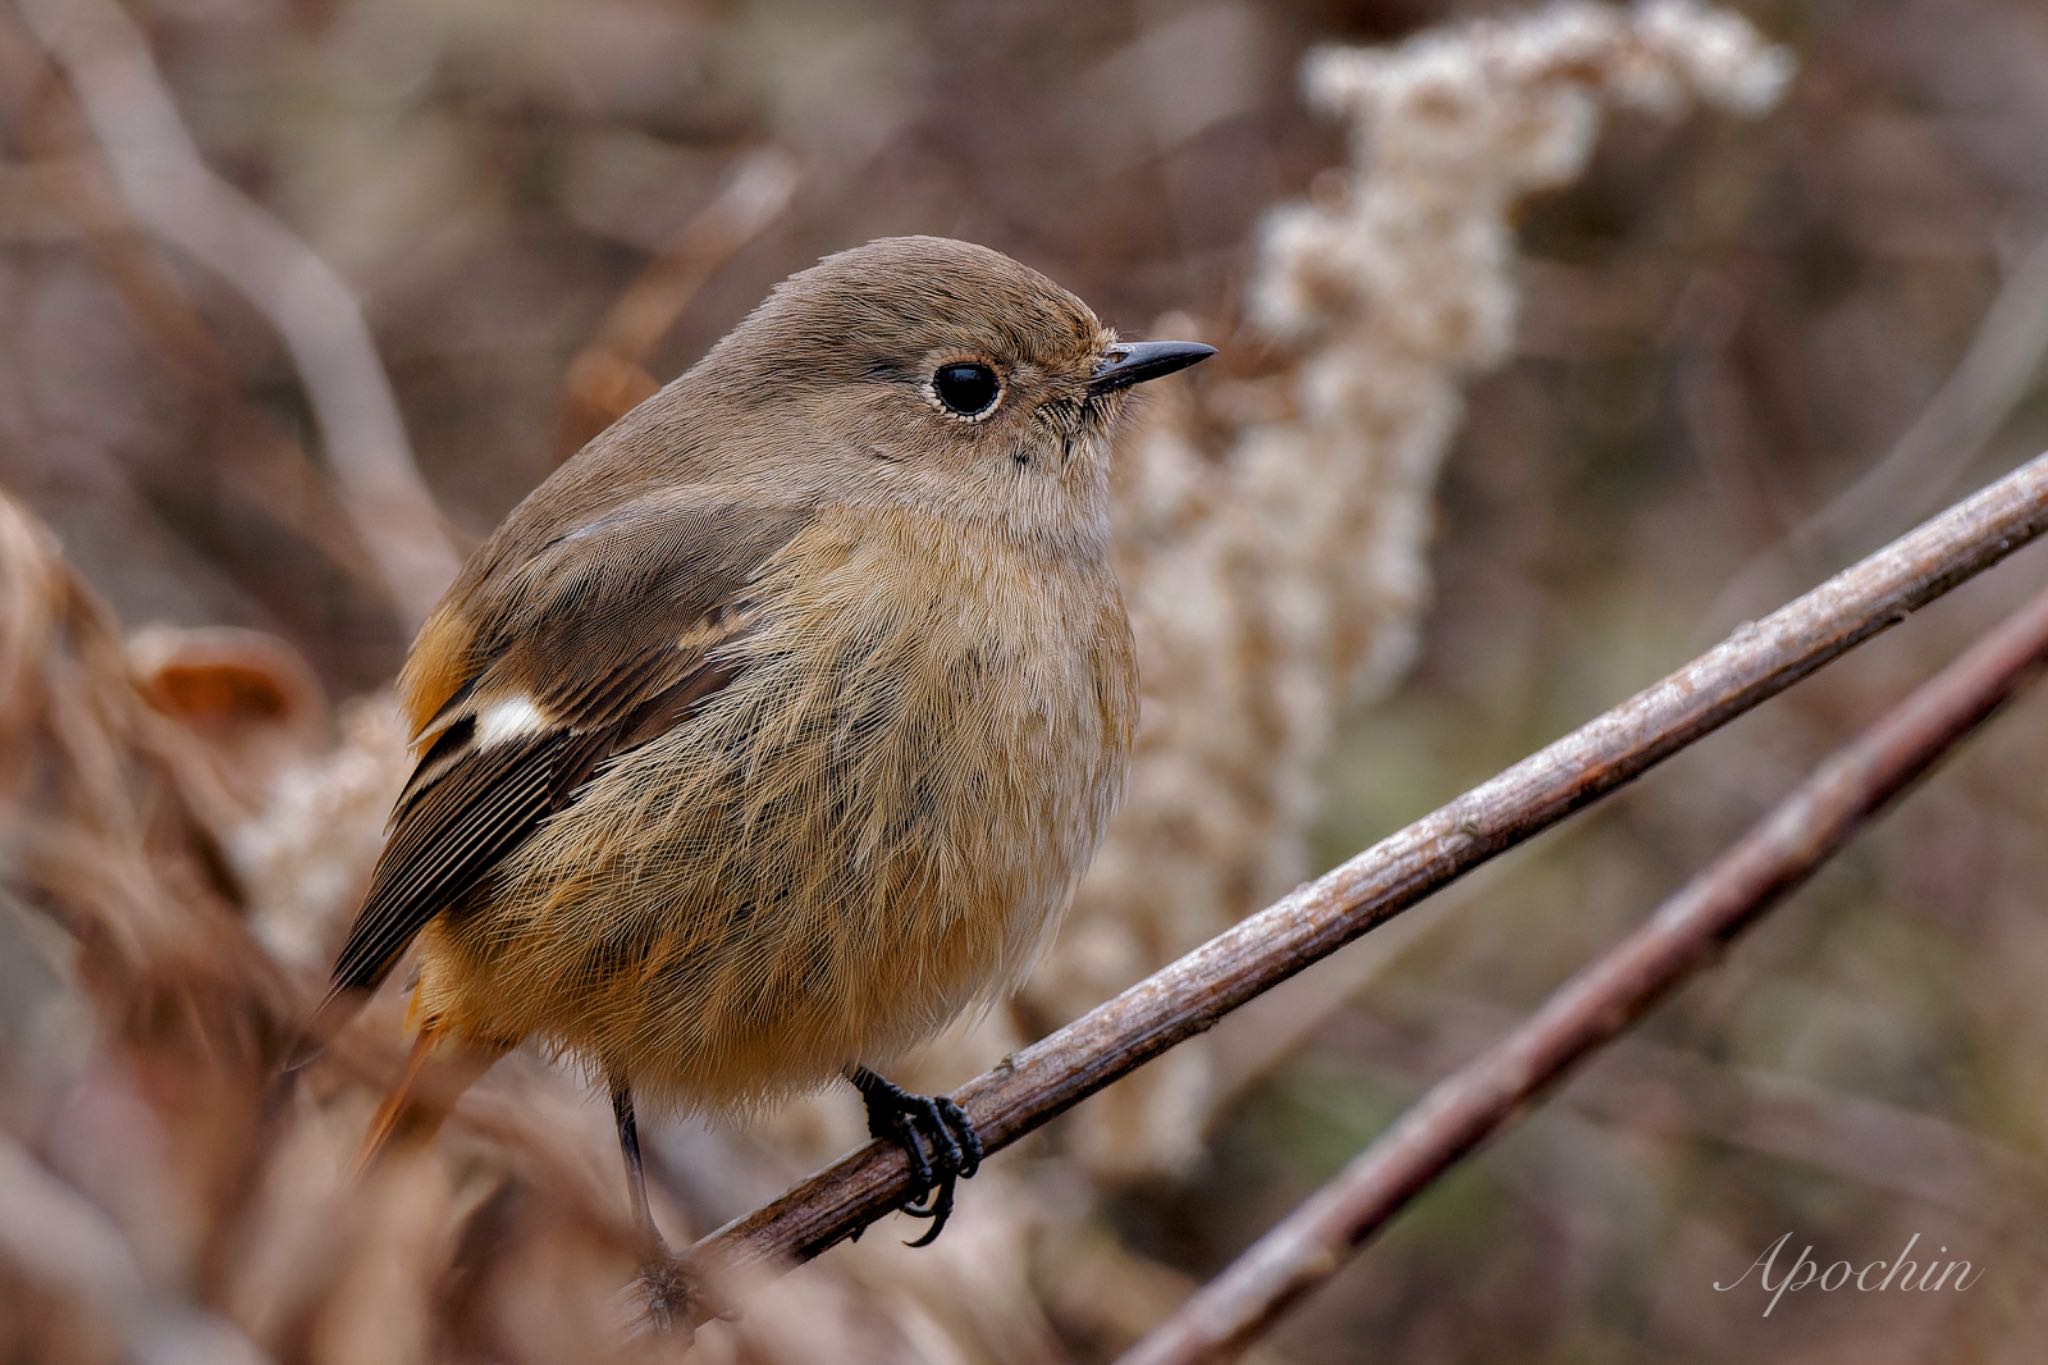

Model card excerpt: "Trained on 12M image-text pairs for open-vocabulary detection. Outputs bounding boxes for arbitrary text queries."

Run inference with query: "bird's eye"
[931,362,1001,419]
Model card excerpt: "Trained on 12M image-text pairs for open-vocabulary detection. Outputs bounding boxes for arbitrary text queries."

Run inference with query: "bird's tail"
[354,1020,503,1176]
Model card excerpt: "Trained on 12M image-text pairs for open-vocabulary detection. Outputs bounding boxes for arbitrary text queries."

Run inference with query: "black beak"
[1088,340,1216,396]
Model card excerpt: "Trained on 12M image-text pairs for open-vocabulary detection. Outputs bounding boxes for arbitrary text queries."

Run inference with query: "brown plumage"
[305,235,1212,1300]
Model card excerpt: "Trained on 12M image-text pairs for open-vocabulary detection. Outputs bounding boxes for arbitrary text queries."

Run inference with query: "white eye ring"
[927,360,1003,422]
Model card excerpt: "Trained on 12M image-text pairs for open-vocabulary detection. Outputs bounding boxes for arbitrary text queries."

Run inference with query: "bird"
[299,235,1213,1316]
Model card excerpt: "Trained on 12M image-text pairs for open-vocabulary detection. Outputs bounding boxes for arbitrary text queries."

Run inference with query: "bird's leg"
[611,1082,661,1247]
[846,1066,983,1247]
[610,1081,695,1333]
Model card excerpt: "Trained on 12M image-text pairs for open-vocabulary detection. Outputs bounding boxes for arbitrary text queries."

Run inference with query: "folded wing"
[298,497,810,1056]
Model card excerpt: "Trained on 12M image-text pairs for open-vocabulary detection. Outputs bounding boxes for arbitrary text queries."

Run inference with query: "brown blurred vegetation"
[3,1,2048,1362]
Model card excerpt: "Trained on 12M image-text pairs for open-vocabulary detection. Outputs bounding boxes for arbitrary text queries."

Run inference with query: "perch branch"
[21,0,460,626]
[692,450,2048,1277]
[1120,571,2048,1365]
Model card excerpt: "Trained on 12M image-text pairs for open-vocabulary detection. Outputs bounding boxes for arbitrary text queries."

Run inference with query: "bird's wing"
[303,496,810,1049]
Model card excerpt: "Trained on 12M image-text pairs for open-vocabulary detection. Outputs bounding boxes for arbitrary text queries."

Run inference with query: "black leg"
[846,1066,983,1248]
[610,1080,693,1332]
[611,1082,660,1247]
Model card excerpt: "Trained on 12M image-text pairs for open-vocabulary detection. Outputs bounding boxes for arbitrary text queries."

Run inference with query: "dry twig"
[0,15,407,614]
[1120,556,2048,1365]
[1323,985,2048,1235]
[554,153,798,457]
[19,0,459,627]
[692,450,2048,1275]
[1708,231,2048,625]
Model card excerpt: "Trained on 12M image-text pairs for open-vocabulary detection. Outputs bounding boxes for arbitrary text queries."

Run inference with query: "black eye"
[932,362,1000,418]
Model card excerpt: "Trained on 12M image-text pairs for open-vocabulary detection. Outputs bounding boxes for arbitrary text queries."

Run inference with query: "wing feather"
[295,496,808,1060]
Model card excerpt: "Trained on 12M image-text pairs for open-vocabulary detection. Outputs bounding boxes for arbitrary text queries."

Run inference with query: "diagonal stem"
[693,451,2048,1276]
[21,0,460,626]
[1121,562,2048,1365]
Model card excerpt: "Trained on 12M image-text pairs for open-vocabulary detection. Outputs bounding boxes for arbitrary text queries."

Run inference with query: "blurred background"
[3,0,2048,1362]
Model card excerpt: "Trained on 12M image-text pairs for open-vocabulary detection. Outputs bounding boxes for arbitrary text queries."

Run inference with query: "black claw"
[902,1184,954,1248]
[887,1107,937,1192]
[848,1067,983,1247]
[936,1096,982,1177]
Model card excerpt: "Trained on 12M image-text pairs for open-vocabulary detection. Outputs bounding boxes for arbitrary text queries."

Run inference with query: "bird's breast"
[431,503,1136,1108]
[732,503,1138,966]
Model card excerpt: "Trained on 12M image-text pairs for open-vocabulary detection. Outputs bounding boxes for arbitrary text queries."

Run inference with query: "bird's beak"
[1088,340,1216,396]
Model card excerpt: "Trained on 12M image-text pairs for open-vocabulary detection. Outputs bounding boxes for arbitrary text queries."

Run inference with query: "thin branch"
[554,152,798,458]
[20,0,460,627]
[1119,574,2048,1365]
[1707,230,2048,626]
[0,18,409,607]
[692,451,2048,1275]
[1322,985,2048,1236]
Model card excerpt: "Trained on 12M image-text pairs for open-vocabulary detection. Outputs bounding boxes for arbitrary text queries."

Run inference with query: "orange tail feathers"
[353,1024,505,1177]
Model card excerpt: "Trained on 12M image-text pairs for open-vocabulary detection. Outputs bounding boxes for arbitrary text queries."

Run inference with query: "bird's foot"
[850,1068,982,1247]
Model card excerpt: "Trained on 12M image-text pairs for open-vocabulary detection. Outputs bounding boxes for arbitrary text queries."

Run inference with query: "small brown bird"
[304,235,1211,1304]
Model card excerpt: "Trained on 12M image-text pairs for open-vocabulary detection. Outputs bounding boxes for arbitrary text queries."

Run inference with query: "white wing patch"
[475,696,549,747]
